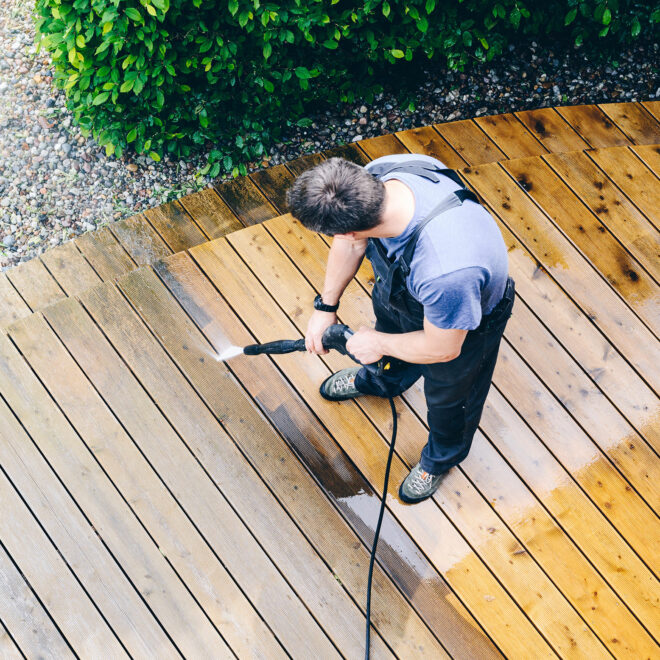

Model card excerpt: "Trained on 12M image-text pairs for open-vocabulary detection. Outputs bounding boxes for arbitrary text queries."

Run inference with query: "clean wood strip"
[39,294,304,660]
[396,126,468,168]
[86,274,383,660]
[39,241,101,297]
[154,252,500,660]
[0,359,177,658]
[190,237,561,659]
[502,156,660,331]
[0,538,74,659]
[142,200,207,252]
[588,147,660,231]
[323,144,371,166]
[434,119,507,164]
[631,144,660,175]
[598,102,660,145]
[3,317,232,659]
[641,101,660,123]
[109,213,171,266]
[474,114,549,159]
[0,618,24,660]
[555,105,632,147]
[461,162,660,392]
[5,257,64,311]
[515,108,590,152]
[358,134,408,160]
[0,275,30,329]
[265,212,658,657]
[250,164,294,213]
[542,151,660,285]
[214,176,278,227]
[75,227,137,281]
[0,466,126,658]
[178,188,243,240]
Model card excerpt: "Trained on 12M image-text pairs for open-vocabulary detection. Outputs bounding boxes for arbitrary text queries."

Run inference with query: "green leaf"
[263,42,272,58]
[295,67,311,79]
[382,1,390,18]
[416,17,428,33]
[598,25,609,36]
[263,79,274,92]
[391,49,404,58]
[323,39,338,49]
[127,128,137,142]
[228,0,238,16]
[146,4,157,17]
[602,8,611,25]
[76,35,85,48]
[425,0,435,13]
[149,151,161,162]
[120,79,134,92]
[92,92,109,105]
[125,7,141,21]
[68,47,78,66]
[564,8,577,25]
[631,17,641,36]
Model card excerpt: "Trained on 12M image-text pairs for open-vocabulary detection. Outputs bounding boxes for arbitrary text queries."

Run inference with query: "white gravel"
[1,0,658,270]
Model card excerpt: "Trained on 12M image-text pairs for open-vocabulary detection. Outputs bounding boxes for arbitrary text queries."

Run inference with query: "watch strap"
[314,294,339,313]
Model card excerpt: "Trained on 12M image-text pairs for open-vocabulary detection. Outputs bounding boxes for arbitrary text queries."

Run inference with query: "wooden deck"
[1,103,659,659]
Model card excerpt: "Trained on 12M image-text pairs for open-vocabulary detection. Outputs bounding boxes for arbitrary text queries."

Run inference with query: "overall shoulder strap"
[366,159,465,187]
[399,189,479,276]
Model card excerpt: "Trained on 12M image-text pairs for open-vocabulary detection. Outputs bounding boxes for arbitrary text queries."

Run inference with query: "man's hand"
[346,326,384,365]
[305,310,337,354]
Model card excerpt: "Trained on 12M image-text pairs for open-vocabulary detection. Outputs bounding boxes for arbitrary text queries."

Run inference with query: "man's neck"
[372,179,416,238]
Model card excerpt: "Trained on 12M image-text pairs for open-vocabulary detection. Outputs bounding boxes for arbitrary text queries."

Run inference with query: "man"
[286,154,514,503]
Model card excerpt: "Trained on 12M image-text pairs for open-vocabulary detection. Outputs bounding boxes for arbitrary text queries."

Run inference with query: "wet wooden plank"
[598,102,660,145]
[588,147,660,231]
[631,144,660,175]
[358,134,408,160]
[461,162,660,393]
[142,200,207,253]
[190,236,564,659]
[214,176,277,227]
[434,120,506,164]
[5,257,64,311]
[474,113,548,159]
[285,153,325,177]
[177,188,243,240]
[514,108,590,152]
[39,241,101,297]
[555,105,632,148]
[0,274,30,329]
[323,144,371,166]
[155,251,500,660]
[250,164,295,214]
[265,213,658,658]
[0,346,177,659]
[75,227,137,281]
[503,156,660,332]
[641,100,660,123]
[395,126,468,168]
[3,317,231,659]
[542,151,660,286]
[0,465,125,658]
[0,540,74,660]
[82,274,373,660]
[110,213,171,266]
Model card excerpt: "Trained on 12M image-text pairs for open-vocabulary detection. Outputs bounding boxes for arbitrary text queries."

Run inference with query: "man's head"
[286,157,385,236]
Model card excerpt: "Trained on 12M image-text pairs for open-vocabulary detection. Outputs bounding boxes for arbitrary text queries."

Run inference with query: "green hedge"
[34,0,659,177]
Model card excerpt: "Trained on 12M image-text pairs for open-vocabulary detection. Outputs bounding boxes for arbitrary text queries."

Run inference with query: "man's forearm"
[321,237,367,305]
[375,330,460,364]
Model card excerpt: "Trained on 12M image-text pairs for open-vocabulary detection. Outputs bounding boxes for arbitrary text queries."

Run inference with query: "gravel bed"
[1,0,658,270]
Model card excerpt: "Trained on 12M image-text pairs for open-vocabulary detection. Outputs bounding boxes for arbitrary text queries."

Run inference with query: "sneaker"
[320,366,363,401]
[399,462,445,503]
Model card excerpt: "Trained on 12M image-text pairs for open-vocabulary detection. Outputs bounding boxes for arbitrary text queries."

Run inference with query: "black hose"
[365,395,397,660]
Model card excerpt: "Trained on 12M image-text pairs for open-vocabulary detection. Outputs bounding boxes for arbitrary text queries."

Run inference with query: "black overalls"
[353,160,516,475]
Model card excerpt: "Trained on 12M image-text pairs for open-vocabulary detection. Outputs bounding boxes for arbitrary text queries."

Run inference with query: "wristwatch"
[313,294,339,313]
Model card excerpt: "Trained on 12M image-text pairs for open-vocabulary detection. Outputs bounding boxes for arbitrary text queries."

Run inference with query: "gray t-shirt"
[366,153,508,330]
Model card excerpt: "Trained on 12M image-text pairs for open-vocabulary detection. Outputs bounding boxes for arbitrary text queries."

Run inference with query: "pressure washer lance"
[235,323,398,660]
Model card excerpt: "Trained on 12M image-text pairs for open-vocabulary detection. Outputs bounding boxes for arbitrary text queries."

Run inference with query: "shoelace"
[332,373,356,394]
[409,469,433,494]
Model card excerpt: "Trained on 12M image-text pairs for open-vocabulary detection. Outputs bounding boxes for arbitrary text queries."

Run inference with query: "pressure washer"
[221,323,398,660]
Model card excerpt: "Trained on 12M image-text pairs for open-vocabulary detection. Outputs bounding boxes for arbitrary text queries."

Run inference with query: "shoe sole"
[398,480,439,504]
[319,373,362,402]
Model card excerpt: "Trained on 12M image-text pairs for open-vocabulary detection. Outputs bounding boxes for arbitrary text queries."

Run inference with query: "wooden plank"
[641,101,660,123]
[0,467,126,658]
[358,134,408,160]
[75,227,137,281]
[502,156,660,331]
[142,200,206,253]
[461,162,660,392]
[39,241,101,297]
[474,114,549,159]
[5,258,64,311]
[542,151,660,286]
[77,276,379,660]
[3,317,232,659]
[0,619,23,660]
[434,120,506,164]
[177,188,243,240]
[505,296,660,509]
[189,236,567,659]
[154,252,502,660]
[323,144,371,166]
[588,147,660,231]
[249,164,295,214]
[598,102,660,145]
[109,213,171,266]
[514,108,590,153]
[631,144,660,175]
[0,348,177,658]
[395,126,468,168]
[285,153,325,177]
[0,540,74,659]
[555,105,632,148]
[214,176,277,227]
[0,275,30,329]
[264,213,659,658]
